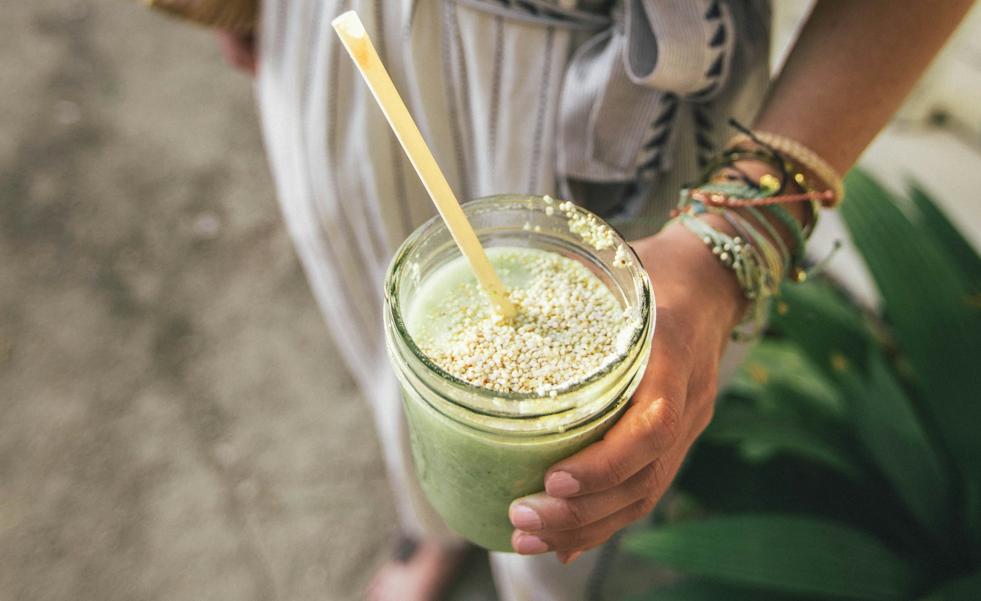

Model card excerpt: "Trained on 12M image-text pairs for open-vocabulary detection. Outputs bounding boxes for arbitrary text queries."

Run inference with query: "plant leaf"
[769,279,874,384]
[727,340,845,418]
[833,343,952,544]
[676,442,924,556]
[840,170,981,545]
[706,403,863,480]
[917,570,981,601]
[626,579,814,601]
[907,182,981,292]
[623,514,919,600]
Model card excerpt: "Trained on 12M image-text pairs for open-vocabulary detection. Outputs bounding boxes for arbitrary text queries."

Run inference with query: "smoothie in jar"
[384,195,654,551]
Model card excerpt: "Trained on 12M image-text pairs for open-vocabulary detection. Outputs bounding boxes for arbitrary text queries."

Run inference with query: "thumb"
[543,344,689,498]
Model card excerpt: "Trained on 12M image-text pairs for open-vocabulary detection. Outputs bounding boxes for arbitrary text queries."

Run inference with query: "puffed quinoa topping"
[415,249,636,395]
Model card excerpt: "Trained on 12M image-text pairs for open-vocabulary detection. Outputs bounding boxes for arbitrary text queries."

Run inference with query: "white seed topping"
[558,201,618,252]
[416,250,636,395]
[613,244,630,269]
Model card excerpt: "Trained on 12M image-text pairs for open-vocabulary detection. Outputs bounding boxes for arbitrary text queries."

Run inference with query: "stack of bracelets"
[667,121,845,340]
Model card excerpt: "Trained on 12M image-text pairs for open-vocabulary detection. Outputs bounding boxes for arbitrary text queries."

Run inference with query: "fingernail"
[545,471,580,497]
[509,503,543,531]
[562,550,584,565]
[514,534,549,554]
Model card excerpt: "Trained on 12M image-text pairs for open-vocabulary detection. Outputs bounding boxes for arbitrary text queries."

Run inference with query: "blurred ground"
[0,1,499,600]
[1,2,978,601]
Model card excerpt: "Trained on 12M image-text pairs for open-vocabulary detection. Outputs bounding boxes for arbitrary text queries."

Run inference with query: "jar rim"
[384,194,653,408]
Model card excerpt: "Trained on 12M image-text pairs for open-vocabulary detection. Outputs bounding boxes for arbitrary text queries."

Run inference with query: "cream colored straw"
[332,11,516,320]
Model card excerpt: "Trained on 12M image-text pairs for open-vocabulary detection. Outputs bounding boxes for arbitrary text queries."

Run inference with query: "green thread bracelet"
[675,212,773,339]
[763,203,807,281]
[744,206,790,273]
[690,181,808,281]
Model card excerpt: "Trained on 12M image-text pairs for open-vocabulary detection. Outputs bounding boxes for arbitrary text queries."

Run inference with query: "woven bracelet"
[728,131,844,207]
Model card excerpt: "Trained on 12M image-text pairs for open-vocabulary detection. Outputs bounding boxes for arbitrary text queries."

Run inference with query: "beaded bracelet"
[673,201,780,340]
[667,123,842,338]
[686,182,792,279]
[697,152,822,238]
[728,129,845,207]
[723,209,785,292]
[676,213,762,299]
[700,144,829,212]
[677,213,775,340]
[682,180,812,281]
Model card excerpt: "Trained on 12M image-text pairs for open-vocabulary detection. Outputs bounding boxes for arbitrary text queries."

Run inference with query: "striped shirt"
[257,0,771,400]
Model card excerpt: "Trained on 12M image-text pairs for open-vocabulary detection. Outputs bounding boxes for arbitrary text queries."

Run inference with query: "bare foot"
[365,536,470,601]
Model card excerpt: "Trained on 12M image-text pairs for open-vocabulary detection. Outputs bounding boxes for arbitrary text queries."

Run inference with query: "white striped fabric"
[256,0,770,597]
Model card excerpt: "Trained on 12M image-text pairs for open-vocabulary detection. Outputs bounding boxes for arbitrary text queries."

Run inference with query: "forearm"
[697,0,973,273]
[755,0,973,174]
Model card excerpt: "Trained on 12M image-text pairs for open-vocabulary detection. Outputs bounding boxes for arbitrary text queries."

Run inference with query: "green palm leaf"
[840,171,981,545]
[833,345,951,544]
[769,279,873,384]
[623,514,919,600]
[917,570,981,601]
[767,274,950,542]
[706,403,863,480]
[626,579,814,601]
[727,340,844,418]
[907,182,981,292]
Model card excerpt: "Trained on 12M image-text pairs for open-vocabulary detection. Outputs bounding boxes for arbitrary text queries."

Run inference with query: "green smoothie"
[400,381,627,551]
[399,246,643,551]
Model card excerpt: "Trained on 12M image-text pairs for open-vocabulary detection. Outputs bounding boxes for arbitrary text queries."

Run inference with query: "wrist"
[634,224,749,332]
[706,157,814,259]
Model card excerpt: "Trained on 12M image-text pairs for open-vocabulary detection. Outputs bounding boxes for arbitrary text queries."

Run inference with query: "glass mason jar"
[383,195,655,552]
